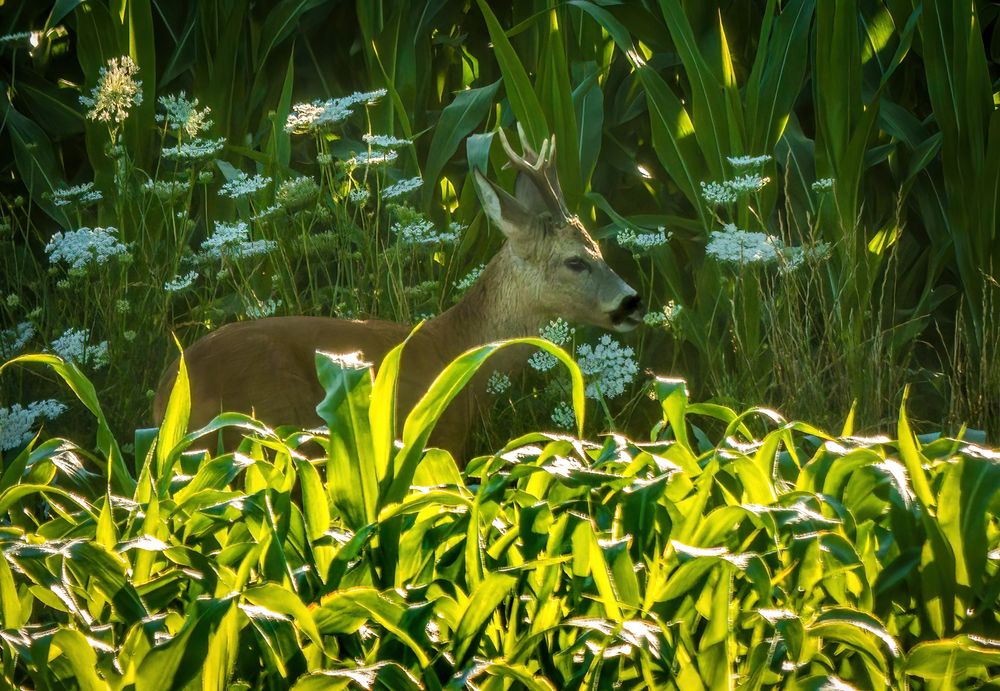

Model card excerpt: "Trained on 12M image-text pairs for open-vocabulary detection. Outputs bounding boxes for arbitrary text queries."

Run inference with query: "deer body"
[154,127,643,459]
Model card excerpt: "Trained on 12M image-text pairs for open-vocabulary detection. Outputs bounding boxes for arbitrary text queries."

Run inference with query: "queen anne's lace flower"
[285,89,388,135]
[51,328,109,369]
[79,55,143,124]
[812,178,835,192]
[486,370,512,395]
[727,154,771,170]
[701,180,737,206]
[161,137,226,161]
[349,188,370,204]
[0,400,67,451]
[576,335,638,399]
[727,173,770,194]
[164,271,198,292]
[200,221,276,260]
[617,227,670,254]
[219,172,271,199]
[45,227,129,272]
[381,177,423,200]
[245,298,281,319]
[551,401,576,430]
[705,224,781,265]
[392,218,459,245]
[529,319,575,372]
[276,177,319,209]
[363,133,411,149]
[455,264,485,292]
[156,92,212,138]
[350,150,398,166]
[142,179,191,201]
[643,301,681,328]
[1,322,34,358]
[51,182,102,208]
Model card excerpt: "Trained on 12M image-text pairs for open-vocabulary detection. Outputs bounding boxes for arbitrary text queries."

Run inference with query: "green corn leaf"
[422,80,501,208]
[50,628,109,691]
[905,636,1000,682]
[244,583,324,649]
[315,351,378,529]
[156,342,190,479]
[452,571,518,667]
[475,0,548,147]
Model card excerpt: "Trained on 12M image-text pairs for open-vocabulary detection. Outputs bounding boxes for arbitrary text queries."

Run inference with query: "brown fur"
[153,130,643,460]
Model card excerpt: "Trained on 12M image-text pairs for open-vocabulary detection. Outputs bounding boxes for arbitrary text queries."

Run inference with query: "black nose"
[611,294,643,324]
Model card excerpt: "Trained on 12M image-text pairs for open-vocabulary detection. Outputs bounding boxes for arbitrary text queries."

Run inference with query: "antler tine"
[499,126,547,172]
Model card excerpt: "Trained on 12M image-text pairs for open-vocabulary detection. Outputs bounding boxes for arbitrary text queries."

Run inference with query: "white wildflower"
[455,264,485,292]
[812,178,835,192]
[1,322,35,358]
[245,298,281,319]
[363,133,411,149]
[705,224,781,266]
[393,218,458,245]
[778,242,832,274]
[700,180,737,206]
[142,179,191,200]
[381,177,423,200]
[551,401,576,430]
[0,32,33,46]
[643,300,680,328]
[161,137,226,161]
[576,335,638,400]
[164,271,198,292]
[284,90,386,135]
[51,328,109,369]
[727,173,770,194]
[486,370,512,395]
[46,227,129,272]
[200,221,276,261]
[156,92,212,137]
[617,226,670,254]
[51,182,102,208]
[350,150,398,166]
[79,55,143,124]
[316,152,333,166]
[219,171,271,199]
[529,319,574,372]
[727,154,771,170]
[0,400,67,451]
[252,204,282,221]
[349,188,370,204]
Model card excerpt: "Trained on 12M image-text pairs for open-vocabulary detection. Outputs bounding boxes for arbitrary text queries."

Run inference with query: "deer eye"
[564,257,589,273]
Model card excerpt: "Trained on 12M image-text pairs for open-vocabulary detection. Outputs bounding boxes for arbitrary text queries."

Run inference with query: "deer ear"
[473,169,534,245]
[514,173,551,215]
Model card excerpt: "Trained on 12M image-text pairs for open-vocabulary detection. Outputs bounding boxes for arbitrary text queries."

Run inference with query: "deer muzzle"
[609,292,644,331]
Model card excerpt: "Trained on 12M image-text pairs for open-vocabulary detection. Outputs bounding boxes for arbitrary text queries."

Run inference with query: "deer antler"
[498,124,568,217]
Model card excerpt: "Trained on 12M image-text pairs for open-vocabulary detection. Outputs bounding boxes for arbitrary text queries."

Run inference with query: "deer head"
[472,125,643,332]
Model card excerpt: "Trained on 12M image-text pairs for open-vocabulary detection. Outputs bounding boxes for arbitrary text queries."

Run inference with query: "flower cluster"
[727,154,771,170]
[486,370,512,395]
[550,401,576,430]
[780,241,833,273]
[276,177,319,210]
[161,137,226,161]
[200,221,276,261]
[351,150,398,166]
[164,271,198,292]
[142,179,191,201]
[45,226,129,272]
[285,89,387,135]
[349,188,371,204]
[245,298,281,319]
[382,177,423,200]
[219,171,271,199]
[455,264,485,292]
[392,218,460,246]
[576,335,638,399]
[529,319,575,372]
[643,300,681,328]
[1,321,34,358]
[51,328,109,369]
[617,227,670,254]
[812,178,835,192]
[156,92,213,138]
[51,182,103,208]
[701,171,771,206]
[79,55,143,124]
[0,400,67,451]
[705,224,781,266]
[363,133,411,149]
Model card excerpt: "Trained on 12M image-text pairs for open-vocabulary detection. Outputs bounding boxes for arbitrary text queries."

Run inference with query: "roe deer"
[153,126,644,458]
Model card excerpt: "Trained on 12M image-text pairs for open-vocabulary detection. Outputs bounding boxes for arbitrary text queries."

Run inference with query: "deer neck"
[422,246,547,360]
